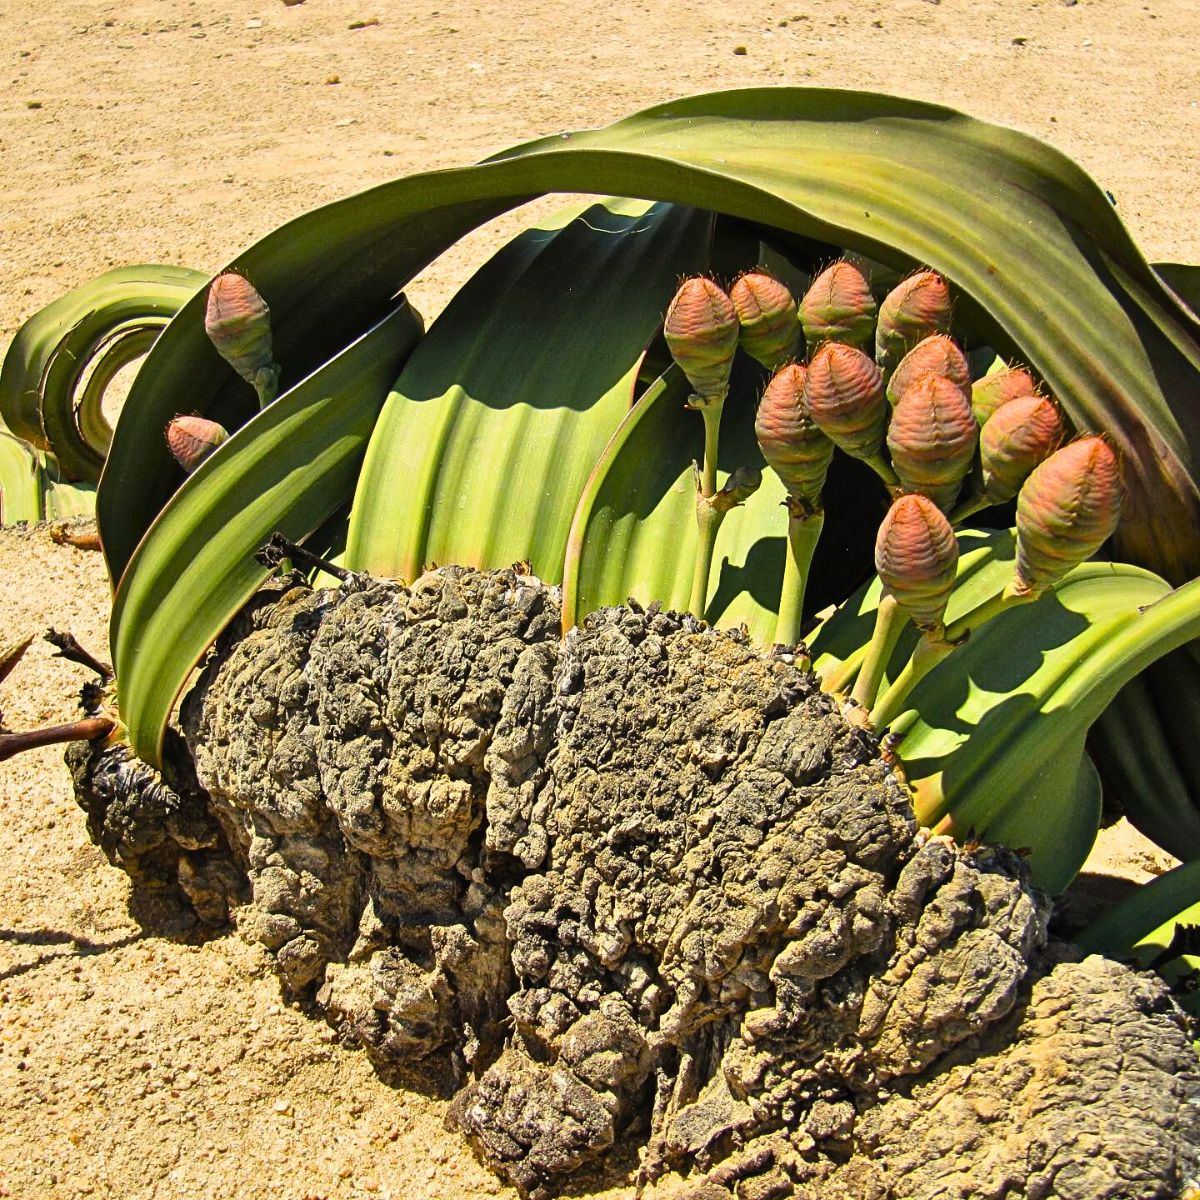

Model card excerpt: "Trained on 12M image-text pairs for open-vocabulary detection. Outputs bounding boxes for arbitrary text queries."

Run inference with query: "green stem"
[688,400,726,619]
[869,583,1036,728]
[819,642,870,694]
[699,402,723,499]
[689,497,724,618]
[863,452,900,493]
[774,508,825,647]
[253,364,281,410]
[948,490,990,526]
[850,594,908,709]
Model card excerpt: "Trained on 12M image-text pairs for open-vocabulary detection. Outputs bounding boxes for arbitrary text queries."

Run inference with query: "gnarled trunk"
[72,566,1200,1199]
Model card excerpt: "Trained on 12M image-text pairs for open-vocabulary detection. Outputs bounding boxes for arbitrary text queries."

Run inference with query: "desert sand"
[0,2,1194,1197]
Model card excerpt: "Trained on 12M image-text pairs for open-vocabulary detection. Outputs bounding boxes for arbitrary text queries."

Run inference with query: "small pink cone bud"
[798,260,877,354]
[664,277,740,404]
[166,414,229,473]
[755,363,834,507]
[875,494,959,634]
[887,375,978,512]
[980,395,1064,502]
[205,272,279,396]
[803,342,888,462]
[730,271,801,370]
[971,366,1038,426]
[886,334,971,407]
[875,270,953,375]
[1014,435,1123,595]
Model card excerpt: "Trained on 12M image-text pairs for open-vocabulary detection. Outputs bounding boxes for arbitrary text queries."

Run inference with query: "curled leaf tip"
[664,276,739,404]
[730,270,801,370]
[803,341,887,461]
[798,259,877,353]
[755,362,833,506]
[1014,434,1123,595]
[875,493,959,633]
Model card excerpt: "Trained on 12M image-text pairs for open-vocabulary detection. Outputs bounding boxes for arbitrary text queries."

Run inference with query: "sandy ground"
[1,2,1196,1197]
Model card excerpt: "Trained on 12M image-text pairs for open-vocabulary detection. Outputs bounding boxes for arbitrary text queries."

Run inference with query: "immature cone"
[205,272,278,394]
[166,414,229,473]
[798,260,877,353]
[971,366,1038,427]
[755,363,834,508]
[886,334,971,407]
[875,270,953,375]
[803,342,888,462]
[875,494,960,634]
[664,277,740,404]
[980,395,1064,502]
[1014,435,1122,596]
[887,374,978,511]
[730,271,801,370]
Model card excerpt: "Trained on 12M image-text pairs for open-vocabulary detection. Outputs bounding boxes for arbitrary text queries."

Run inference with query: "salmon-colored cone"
[755,363,834,507]
[730,271,801,370]
[803,342,888,461]
[971,366,1038,427]
[166,414,229,473]
[664,276,740,404]
[1014,435,1123,595]
[875,270,953,374]
[886,334,971,407]
[798,260,877,353]
[875,494,959,633]
[886,374,978,511]
[205,272,277,388]
[980,395,1064,501]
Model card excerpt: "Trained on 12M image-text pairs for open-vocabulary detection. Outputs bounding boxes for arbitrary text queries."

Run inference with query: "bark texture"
[70,566,1200,1199]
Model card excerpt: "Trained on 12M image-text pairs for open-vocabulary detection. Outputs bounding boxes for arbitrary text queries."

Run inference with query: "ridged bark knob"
[887,334,971,408]
[971,366,1038,427]
[798,259,877,354]
[205,272,276,388]
[731,271,801,370]
[166,414,229,473]
[887,374,978,511]
[875,270,952,375]
[980,395,1064,502]
[755,363,833,506]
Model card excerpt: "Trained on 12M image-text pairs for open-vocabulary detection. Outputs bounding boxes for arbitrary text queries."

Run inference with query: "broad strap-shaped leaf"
[345,199,715,581]
[110,300,422,767]
[1,265,204,482]
[562,361,786,638]
[0,431,46,524]
[99,89,1200,591]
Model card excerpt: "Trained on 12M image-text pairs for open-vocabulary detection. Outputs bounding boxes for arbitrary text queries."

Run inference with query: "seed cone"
[887,334,971,407]
[875,271,953,375]
[730,271,801,370]
[875,494,959,634]
[1014,435,1122,595]
[803,342,888,461]
[798,260,877,354]
[887,375,978,512]
[664,277,740,404]
[980,395,1064,502]
[755,363,834,507]
[166,414,229,473]
[971,366,1038,427]
[205,272,278,391]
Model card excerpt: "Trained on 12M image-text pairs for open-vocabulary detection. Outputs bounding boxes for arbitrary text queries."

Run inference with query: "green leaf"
[110,300,422,767]
[99,89,1200,592]
[345,199,715,581]
[1,265,204,482]
[0,431,46,524]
